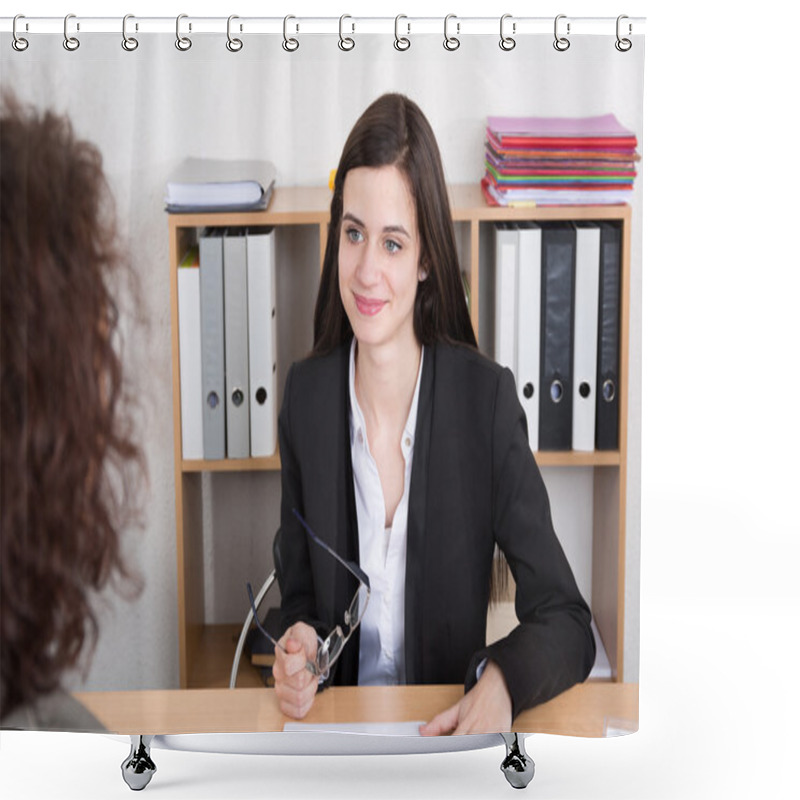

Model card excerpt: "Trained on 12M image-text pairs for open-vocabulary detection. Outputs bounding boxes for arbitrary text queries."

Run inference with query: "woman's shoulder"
[432,340,509,387]
[286,341,350,389]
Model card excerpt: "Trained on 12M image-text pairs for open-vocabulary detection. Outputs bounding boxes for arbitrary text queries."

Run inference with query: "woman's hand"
[272,621,320,719]
[419,660,513,736]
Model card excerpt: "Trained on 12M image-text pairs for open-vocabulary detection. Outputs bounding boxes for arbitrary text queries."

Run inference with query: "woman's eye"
[385,239,401,254]
[346,227,363,243]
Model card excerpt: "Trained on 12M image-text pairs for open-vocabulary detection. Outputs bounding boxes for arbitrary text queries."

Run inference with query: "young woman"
[273,93,594,734]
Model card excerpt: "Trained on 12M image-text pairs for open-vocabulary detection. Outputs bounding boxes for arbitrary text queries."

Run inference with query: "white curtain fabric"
[1,30,644,694]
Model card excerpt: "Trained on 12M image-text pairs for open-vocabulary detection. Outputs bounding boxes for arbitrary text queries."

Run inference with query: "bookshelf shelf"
[168,185,631,690]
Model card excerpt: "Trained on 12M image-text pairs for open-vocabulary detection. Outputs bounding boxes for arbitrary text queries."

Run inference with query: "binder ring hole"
[523,383,535,400]
[207,391,220,410]
[602,379,616,403]
[255,387,267,406]
[579,382,591,399]
[231,389,245,408]
[550,380,564,404]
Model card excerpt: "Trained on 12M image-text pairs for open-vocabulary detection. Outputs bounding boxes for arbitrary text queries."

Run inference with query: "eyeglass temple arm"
[230,572,277,688]
[243,581,319,678]
[291,508,371,589]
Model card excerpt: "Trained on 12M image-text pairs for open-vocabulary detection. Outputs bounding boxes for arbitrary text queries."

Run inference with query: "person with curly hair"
[0,93,143,731]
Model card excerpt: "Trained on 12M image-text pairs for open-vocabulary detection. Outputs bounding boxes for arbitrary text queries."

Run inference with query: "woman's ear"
[418,265,429,282]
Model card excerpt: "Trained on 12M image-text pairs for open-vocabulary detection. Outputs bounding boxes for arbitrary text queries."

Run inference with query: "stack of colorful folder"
[482,114,639,207]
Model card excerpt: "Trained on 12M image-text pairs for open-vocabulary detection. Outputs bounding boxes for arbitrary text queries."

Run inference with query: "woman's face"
[338,165,424,353]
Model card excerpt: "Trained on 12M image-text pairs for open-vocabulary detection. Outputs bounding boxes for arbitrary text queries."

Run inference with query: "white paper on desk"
[283,721,425,736]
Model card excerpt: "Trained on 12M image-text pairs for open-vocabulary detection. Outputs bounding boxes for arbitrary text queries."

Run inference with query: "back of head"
[313,93,476,354]
[0,93,141,720]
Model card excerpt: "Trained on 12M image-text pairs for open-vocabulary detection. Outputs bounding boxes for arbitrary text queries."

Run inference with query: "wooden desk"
[77,681,637,739]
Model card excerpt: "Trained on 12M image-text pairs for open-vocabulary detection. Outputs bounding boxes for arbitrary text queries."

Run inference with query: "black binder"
[595,222,622,451]
[539,223,576,451]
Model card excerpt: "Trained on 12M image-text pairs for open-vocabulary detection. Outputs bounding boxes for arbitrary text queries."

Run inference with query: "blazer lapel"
[404,343,434,684]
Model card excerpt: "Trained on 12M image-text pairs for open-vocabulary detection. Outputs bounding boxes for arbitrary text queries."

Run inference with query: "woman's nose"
[355,243,380,285]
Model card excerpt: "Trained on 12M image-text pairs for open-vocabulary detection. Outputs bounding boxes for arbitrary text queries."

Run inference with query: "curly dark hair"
[1,93,143,719]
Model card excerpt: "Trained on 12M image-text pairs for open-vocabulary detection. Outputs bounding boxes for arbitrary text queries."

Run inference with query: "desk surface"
[77,681,637,739]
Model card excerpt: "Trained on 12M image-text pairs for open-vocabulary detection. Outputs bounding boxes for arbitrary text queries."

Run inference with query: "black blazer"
[276,339,595,717]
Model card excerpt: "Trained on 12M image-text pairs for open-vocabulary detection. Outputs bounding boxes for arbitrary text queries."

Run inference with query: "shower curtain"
[1,10,644,796]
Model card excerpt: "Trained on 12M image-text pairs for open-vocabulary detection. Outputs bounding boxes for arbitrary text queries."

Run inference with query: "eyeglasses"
[246,508,371,681]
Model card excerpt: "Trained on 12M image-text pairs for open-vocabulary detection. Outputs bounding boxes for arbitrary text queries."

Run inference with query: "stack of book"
[482,114,639,207]
[165,158,276,213]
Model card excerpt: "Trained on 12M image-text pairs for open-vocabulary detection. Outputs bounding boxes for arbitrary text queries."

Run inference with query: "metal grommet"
[176,14,192,51]
[553,14,570,51]
[443,14,460,51]
[615,15,632,52]
[602,379,616,403]
[394,14,410,51]
[499,14,516,51]
[63,13,80,51]
[338,14,355,51]
[12,14,29,51]
[550,379,564,404]
[226,14,243,52]
[122,14,139,51]
[282,15,299,52]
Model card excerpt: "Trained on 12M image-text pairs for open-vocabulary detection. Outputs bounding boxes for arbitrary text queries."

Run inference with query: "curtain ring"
[499,14,516,51]
[338,14,355,51]
[226,14,243,52]
[122,14,139,51]
[282,15,299,52]
[394,14,410,51]
[176,14,192,51]
[615,15,632,52]
[553,14,570,51]
[63,13,80,51]
[12,14,29,52]
[443,14,460,51]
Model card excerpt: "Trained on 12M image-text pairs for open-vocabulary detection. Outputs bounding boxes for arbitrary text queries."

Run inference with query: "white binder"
[572,223,601,452]
[516,222,542,451]
[246,227,278,457]
[199,228,226,460]
[177,246,203,460]
[223,228,251,459]
[494,223,519,375]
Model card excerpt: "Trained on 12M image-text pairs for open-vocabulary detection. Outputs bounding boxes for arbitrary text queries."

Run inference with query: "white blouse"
[348,339,424,686]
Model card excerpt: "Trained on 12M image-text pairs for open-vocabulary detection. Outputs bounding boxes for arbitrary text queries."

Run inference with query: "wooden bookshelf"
[168,186,631,688]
